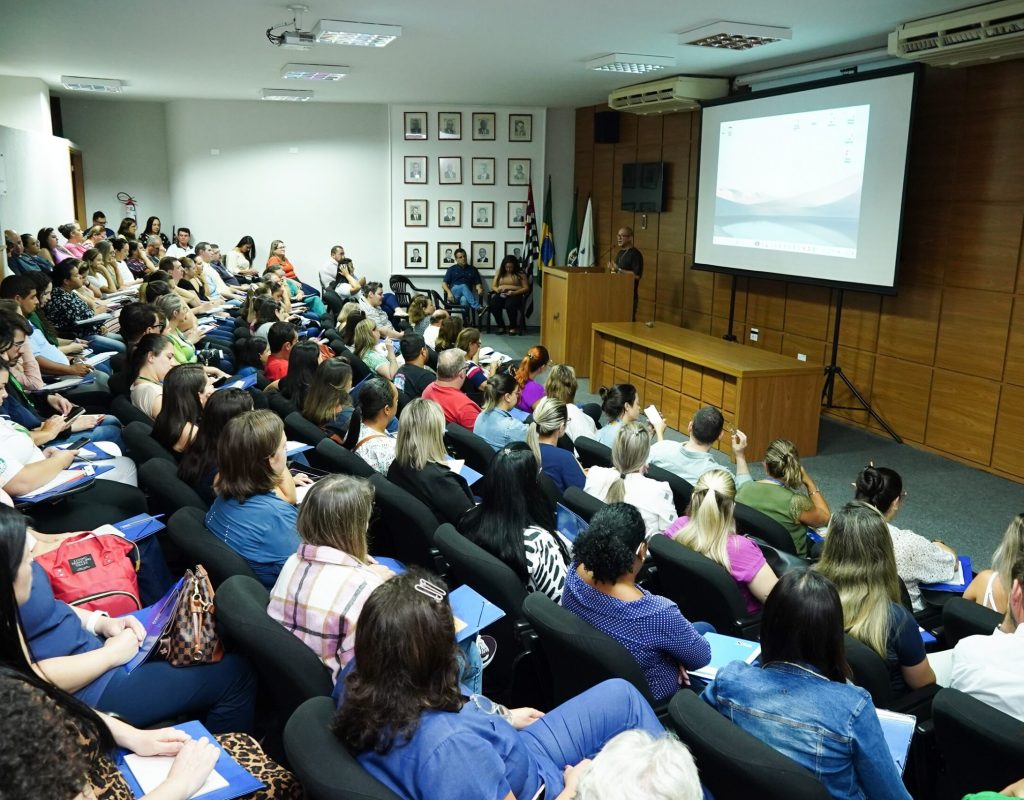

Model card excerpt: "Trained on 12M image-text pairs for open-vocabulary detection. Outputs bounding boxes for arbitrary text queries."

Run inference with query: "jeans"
[98,652,258,734]
[450,283,482,310]
[87,334,126,354]
[54,418,125,450]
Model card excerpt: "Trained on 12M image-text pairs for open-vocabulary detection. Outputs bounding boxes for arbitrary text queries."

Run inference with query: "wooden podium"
[540,266,634,378]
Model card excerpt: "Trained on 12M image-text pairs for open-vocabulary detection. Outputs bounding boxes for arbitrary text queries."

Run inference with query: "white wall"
[544,108,576,266]
[165,99,389,288]
[0,75,52,135]
[0,125,75,237]
[60,98,172,228]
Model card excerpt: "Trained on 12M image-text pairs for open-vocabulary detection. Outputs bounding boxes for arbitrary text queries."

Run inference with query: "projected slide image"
[713,104,870,259]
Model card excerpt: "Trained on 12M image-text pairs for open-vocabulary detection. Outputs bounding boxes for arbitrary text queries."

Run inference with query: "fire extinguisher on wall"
[117,191,138,222]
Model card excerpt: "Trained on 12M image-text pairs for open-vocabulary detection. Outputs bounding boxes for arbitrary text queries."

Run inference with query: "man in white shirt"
[647,405,751,488]
[165,227,192,259]
[193,242,240,303]
[320,245,363,296]
[950,551,1024,722]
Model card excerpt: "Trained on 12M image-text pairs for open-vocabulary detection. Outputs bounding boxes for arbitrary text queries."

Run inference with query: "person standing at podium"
[607,227,643,321]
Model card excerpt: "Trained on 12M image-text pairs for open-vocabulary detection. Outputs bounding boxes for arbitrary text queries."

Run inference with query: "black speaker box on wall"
[594,111,620,144]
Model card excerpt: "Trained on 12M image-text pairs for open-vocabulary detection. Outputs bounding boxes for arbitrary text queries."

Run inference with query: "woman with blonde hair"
[584,421,676,538]
[265,239,298,281]
[964,513,1024,614]
[81,248,116,296]
[386,397,474,526]
[513,345,550,412]
[545,363,598,442]
[268,475,393,682]
[529,397,586,493]
[736,438,830,558]
[666,469,778,612]
[353,317,398,379]
[816,501,935,696]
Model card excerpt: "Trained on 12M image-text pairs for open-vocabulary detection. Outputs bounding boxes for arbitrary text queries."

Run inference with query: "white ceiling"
[0,0,987,107]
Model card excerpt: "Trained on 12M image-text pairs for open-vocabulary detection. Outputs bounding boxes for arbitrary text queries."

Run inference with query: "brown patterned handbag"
[155,565,224,666]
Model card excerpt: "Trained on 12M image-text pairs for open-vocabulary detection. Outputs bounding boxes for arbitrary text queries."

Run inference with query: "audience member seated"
[817,502,936,696]
[354,318,398,380]
[358,282,403,339]
[3,507,259,734]
[513,345,550,413]
[394,333,434,399]
[594,383,662,448]
[648,405,751,489]
[319,245,363,299]
[268,340,320,410]
[474,372,528,451]
[735,438,830,558]
[43,260,124,353]
[703,569,911,799]
[488,255,529,335]
[433,315,463,353]
[268,474,392,683]
[40,226,73,264]
[123,240,149,278]
[226,235,258,280]
[233,335,270,379]
[266,239,298,281]
[253,298,287,340]
[407,294,434,335]
[584,421,676,538]
[205,410,310,588]
[575,730,703,800]
[666,469,778,613]
[151,363,212,455]
[336,301,364,344]
[178,388,254,506]
[422,348,481,429]
[854,465,958,612]
[422,308,449,348]
[387,398,474,527]
[950,548,1024,722]
[440,247,486,312]
[964,514,1024,615]
[264,321,298,382]
[118,301,163,351]
[562,503,711,702]
[333,568,664,800]
[529,397,586,493]
[129,333,175,418]
[346,377,399,476]
[154,293,232,374]
[303,357,354,443]
[461,442,569,602]
[545,364,597,442]
[455,327,487,394]
[59,222,88,258]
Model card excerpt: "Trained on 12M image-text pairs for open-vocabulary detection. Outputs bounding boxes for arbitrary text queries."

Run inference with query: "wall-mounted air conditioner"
[608,76,729,115]
[889,0,1024,67]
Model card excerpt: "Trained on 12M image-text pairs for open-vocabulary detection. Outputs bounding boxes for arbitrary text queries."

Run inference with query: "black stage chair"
[574,436,613,469]
[561,486,606,523]
[444,422,494,476]
[164,507,258,588]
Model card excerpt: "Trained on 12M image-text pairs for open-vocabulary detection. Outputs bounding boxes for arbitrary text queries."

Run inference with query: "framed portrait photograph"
[437,241,461,269]
[404,199,427,227]
[403,111,427,140]
[509,114,533,142]
[438,156,462,185]
[404,156,427,184]
[507,200,527,227]
[404,241,428,270]
[472,157,495,186]
[470,240,495,269]
[508,158,531,186]
[438,111,462,140]
[471,201,494,228]
[472,112,496,141]
[438,200,462,228]
[504,241,525,263]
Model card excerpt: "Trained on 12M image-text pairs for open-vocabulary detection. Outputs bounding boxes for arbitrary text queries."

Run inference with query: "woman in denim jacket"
[703,569,910,800]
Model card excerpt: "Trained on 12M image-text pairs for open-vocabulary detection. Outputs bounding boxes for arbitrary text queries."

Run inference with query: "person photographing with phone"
[647,405,751,489]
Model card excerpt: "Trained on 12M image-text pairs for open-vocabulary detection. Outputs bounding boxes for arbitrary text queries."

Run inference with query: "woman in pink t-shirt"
[666,469,779,613]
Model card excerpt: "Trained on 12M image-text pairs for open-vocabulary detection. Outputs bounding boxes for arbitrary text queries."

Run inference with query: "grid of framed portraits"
[438,241,460,267]
[471,201,494,228]
[403,111,531,144]
[404,199,427,227]
[404,241,428,270]
[439,200,462,227]
[471,241,495,267]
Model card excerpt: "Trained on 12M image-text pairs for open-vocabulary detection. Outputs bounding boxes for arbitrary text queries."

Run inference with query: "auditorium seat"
[284,411,328,447]
[941,596,1002,647]
[561,486,606,523]
[122,421,175,466]
[444,422,494,476]
[369,474,447,575]
[164,507,258,588]
[646,464,693,515]
[139,458,207,518]
[310,438,374,478]
[111,394,153,427]
[844,634,938,719]
[734,501,800,556]
[574,436,613,469]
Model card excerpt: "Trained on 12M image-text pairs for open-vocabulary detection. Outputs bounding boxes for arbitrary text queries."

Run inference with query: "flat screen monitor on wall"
[693,67,918,294]
[622,162,665,212]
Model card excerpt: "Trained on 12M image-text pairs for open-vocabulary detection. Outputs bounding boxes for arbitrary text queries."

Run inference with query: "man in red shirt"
[264,321,297,381]
[422,348,481,430]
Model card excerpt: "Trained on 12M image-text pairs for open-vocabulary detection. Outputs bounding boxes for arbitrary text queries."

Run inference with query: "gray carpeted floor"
[484,329,1020,569]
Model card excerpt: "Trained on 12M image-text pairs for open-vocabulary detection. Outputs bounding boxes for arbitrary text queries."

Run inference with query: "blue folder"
[446,457,483,486]
[286,442,313,457]
[876,709,916,775]
[123,577,184,673]
[509,407,529,423]
[111,513,166,542]
[116,720,264,800]
[13,464,113,504]
[450,584,505,643]
[691,633,761,680]
[214,373,257,392]
[372,556,407,574]
[921,555,972,593]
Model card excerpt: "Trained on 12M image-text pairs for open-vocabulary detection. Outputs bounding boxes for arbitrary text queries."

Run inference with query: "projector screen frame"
[692,64,921,296]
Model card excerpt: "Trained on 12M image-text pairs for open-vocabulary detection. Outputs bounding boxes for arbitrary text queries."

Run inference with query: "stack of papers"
[84,351,116,367]
[921,556,971,593]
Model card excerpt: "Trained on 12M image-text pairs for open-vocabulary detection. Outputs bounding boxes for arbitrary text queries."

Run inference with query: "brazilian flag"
[540,177,555,269]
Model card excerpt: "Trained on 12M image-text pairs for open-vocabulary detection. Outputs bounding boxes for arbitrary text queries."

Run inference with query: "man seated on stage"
[648,405,751,488]
[949,550,1024,723]
[422,348,480,430]
[607,226,643,321]
[441,249,485,312]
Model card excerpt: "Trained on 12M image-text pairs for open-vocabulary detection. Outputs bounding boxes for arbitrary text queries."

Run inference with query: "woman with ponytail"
[529,397,586,493]
[474,372,527,451]
[594,382,667,448]
[345,377,399,475]
[736,438,830,558]
[512,344,550,412]
[584,421,676,538]
[667,469,778,612]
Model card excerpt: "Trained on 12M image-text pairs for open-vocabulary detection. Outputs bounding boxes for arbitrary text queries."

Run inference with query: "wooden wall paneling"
[614,367,629,386]
[682,362,702,399]
[644,380,663,416]
[934,287,1012,381]
[646,352,664,385]
[710,317,745,341]
[676,393,699,433]
[638,253,658,305]
[655,304,684,327]
[991,384,1024,477]
[630,345,647,378]
[575,107,595,146]
[1002,297,1024,386]
[701,370,724,408]
[637,114,663,150]
[926,369,1000,464]
[745,279,787,330]
[682,311,712,335]
[1016,229,1024,295]
[662,388,682,430]
[877,284,942,365]
[663,357,682,392]
[784,283,831,340]
[614,339,631,371]
[869,355,932,443]
[722,378,737,413]
[964,61,1024,112]
[956,108,1024,204]
[592,142,615,253]
[683,263,714,315]
[781,333,827,365]
[745,326,784,354]
[916,66,967,117]
[897,202,948,287]
[827,291,881,353]
[713,273,746,322]
[655,251,684,310]
[825,346,875,426]
[943,203,1023,292]
[658,200,687,252]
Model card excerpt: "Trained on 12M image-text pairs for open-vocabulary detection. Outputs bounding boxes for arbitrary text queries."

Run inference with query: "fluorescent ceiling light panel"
[679,21,793,50]
[586,53,675,74]
[312,20,401,47]
[281,63,348,80]
[61,75,123,93]
[261,87,314,101]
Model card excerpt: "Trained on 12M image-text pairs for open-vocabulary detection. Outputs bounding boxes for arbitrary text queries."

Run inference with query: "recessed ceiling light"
[312,20,401,47]
[61,75,123,93]
[679,21,792,50]
[261,88,314,101]
[586,53,675,74]
[280,63,348,80]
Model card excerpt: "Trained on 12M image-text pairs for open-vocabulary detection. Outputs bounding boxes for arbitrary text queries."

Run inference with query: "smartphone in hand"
[645,405,664,427]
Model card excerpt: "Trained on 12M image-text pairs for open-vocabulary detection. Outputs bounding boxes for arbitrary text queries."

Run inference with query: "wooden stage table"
[590,321,822,460]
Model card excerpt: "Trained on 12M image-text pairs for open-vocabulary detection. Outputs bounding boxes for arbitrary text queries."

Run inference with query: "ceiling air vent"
[889,0,1024,66]
[608,76,729,115]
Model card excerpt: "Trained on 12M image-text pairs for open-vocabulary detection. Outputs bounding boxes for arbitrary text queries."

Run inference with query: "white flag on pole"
[576,195,595,267]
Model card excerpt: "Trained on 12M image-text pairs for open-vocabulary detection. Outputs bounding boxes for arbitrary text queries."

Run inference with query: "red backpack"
[35,532,141,617]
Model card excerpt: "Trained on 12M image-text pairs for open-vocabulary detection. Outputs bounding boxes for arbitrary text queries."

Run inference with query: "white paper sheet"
[123,753,228,798]
[17,469,86,498]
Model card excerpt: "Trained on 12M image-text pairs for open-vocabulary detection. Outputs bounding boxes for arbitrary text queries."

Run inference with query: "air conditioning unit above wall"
[608,76,730,115]
[889,0,1024,67]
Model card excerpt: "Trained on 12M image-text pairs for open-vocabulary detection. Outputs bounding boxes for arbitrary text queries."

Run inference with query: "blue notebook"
[691,633,761,681]
[876,709,916,775]
[349,374,372,401]
[13,464,113,504]
[214,373,257,392]
[372,556,407,574]
[111,513,166,542]
[509,407,529,423]
[446,457,483,486]
[116,720,264,799]
[450,584,505,643]
[286,441,313,457]
[556,503,588,543]
[921,555,971,593]
[123,577,185,673]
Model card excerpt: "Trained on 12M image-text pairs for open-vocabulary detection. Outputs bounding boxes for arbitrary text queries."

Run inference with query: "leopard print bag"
[156,565,224,666]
